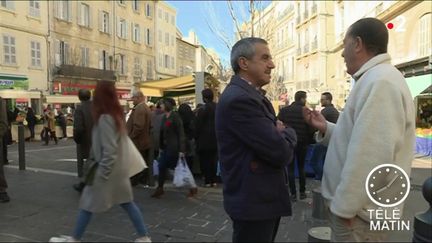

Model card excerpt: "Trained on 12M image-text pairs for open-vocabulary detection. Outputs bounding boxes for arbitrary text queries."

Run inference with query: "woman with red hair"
[50,81,151,242]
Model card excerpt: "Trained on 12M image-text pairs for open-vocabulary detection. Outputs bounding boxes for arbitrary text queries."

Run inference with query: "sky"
[166,1,271,67]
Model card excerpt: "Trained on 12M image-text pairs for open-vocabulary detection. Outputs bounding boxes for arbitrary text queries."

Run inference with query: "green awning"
[0,75,28,81]
[405,74,432,98]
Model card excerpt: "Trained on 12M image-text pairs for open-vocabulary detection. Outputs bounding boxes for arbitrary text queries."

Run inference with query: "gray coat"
[79,114,133,213]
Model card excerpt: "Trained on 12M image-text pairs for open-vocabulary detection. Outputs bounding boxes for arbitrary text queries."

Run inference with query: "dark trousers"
[61,124,67,138]
[157,150,178,188]
[232,217,281,243]
[1,136,7,163]
[43,127,57,145]
[288,142,308,195]
[310,144,327,180]
[76,145,85,178]
[131,149,154,186]
[28,124,35,139]
[0,140,7,192]
[198,149,218,184]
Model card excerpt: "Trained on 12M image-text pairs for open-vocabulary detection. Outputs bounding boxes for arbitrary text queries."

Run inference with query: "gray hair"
[230,37,268,74]
[131,88,144,98]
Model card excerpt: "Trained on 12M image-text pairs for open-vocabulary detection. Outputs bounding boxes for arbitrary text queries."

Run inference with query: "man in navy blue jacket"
[216,37,297,242]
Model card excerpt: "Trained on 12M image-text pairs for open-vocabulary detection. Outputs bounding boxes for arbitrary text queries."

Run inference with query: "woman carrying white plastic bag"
[173,156,197,188]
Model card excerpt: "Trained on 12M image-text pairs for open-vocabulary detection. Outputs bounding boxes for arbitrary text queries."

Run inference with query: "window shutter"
[88,5,92,28]
[117,17,121,37]
[125,20,129,39]
[54,39,61,66]
[98,10,102,31]
[53,1,59,18]
[64,43,70,64]
[131,22,135,41]
[77,2,81,25]
[68,1,72,22]
[124,56,128,74]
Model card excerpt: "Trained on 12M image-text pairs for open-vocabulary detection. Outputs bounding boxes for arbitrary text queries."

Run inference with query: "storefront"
[0,74,43,113]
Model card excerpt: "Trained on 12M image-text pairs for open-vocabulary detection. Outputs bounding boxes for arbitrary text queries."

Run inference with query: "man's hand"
[276,120,286,133]
[302,107,327,134]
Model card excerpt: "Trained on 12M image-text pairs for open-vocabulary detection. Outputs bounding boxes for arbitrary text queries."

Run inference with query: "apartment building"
[0,0,48,112]
[176,35,196,77]
[48,0,156,104]
[154,1,177,79]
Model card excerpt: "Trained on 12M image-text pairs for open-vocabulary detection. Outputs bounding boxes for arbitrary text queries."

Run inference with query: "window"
[158,30,162,42]
[146,60,153,79]
[118,18,127,39]
[99,50,109,70]
[171,15,175,25]
[30,41,41,67]
[164,54,169,68]
[419,13,431,57]
[146,28,152,46]
[56,0,71,21]
[170,56,174,69]
[80,47,89,67]
[165,12,169,23]
[146,3,152,17]
[118,54,126,75]
[100,11,110,33]
[158,9,162,19]
[29,0,40,17]
[3,35,16,65]
[1,0,14,10]
[134,57,141,77]
[79,3,90,27]
[165,33,169,46]
[158,53,162,67]
[133,24,141,43]
[132,0,139,12]
[59,41,70,65]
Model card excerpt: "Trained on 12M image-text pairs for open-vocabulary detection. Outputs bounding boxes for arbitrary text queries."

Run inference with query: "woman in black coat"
[178,103,195,171]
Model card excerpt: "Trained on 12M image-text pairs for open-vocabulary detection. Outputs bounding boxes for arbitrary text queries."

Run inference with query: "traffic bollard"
[412,176,432,242]
[18,123,25,170]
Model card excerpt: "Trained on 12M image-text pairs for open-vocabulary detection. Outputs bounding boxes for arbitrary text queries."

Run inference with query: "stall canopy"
[405,74,432,98]
[140,75,195,97]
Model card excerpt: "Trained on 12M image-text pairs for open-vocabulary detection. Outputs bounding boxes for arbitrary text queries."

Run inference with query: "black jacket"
[277,101,315,144]
[321,104,339,123]
[73,100,93,159]
[215,75,296,220]
[195,101,217,151]
[159,111,186,154]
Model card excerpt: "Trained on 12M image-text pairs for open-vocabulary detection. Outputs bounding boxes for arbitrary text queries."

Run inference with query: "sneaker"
[151,187,164,198]
[135,236,152,242]
[0,192,10,203]
[290,194,297,202]
[300,192,307,200]
[49,235,80,242]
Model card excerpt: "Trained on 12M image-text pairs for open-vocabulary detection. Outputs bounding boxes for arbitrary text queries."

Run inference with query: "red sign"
[54,80,130,100]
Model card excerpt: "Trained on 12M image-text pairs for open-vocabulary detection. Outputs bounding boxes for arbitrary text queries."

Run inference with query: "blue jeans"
[72,202,148,240]
[310,144,327,180]
[157,150,178,188]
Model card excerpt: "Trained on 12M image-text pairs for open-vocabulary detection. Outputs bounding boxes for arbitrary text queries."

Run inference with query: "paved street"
[1,140,430,242]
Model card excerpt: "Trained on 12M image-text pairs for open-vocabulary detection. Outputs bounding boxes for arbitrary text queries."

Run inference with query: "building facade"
[0,0,48,112]
[176,36,196,77]
[154,1,177,79]
[48,0,156,105]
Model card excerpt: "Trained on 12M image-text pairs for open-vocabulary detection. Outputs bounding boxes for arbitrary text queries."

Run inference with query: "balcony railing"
[304,44,309,53]
[304,10,309,19]
[297,48,302,56]
[55,64,116,81]
[312,4,317,15]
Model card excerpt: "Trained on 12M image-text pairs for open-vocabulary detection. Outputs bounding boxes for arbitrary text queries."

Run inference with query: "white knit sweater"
[317,54,416,220]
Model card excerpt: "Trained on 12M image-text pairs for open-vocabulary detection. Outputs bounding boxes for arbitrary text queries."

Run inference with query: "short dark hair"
[347,18,388,55]
[321,92,333,102]
[163,97,176,112]
[231,37,268,74]
[201,88,214,103]
[78,89,91,101]
[294,91,307,102]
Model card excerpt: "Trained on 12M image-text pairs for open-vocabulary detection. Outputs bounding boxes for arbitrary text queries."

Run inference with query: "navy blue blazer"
[215,75,297,220]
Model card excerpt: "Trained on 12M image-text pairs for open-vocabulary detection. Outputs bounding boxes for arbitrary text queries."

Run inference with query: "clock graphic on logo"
[365,164,410,207]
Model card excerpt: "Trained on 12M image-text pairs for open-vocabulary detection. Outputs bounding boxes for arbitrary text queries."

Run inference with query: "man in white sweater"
[304,18,415,242]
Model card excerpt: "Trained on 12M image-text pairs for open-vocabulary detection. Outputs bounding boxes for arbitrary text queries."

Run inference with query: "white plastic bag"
[173,157,197,188]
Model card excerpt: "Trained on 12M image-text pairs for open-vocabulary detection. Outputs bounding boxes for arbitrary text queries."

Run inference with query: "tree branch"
[227,0,244,39]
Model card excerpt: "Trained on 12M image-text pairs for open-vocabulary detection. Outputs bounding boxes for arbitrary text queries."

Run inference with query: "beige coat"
[126,102,152,152]
[79,114,133,213]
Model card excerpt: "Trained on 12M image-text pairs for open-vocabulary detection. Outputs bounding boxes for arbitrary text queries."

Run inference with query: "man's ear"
[238,57,249,71]
[355,36,363,53]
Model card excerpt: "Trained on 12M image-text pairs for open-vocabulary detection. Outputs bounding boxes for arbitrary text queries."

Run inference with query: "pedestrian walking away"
[49,81,151,242]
